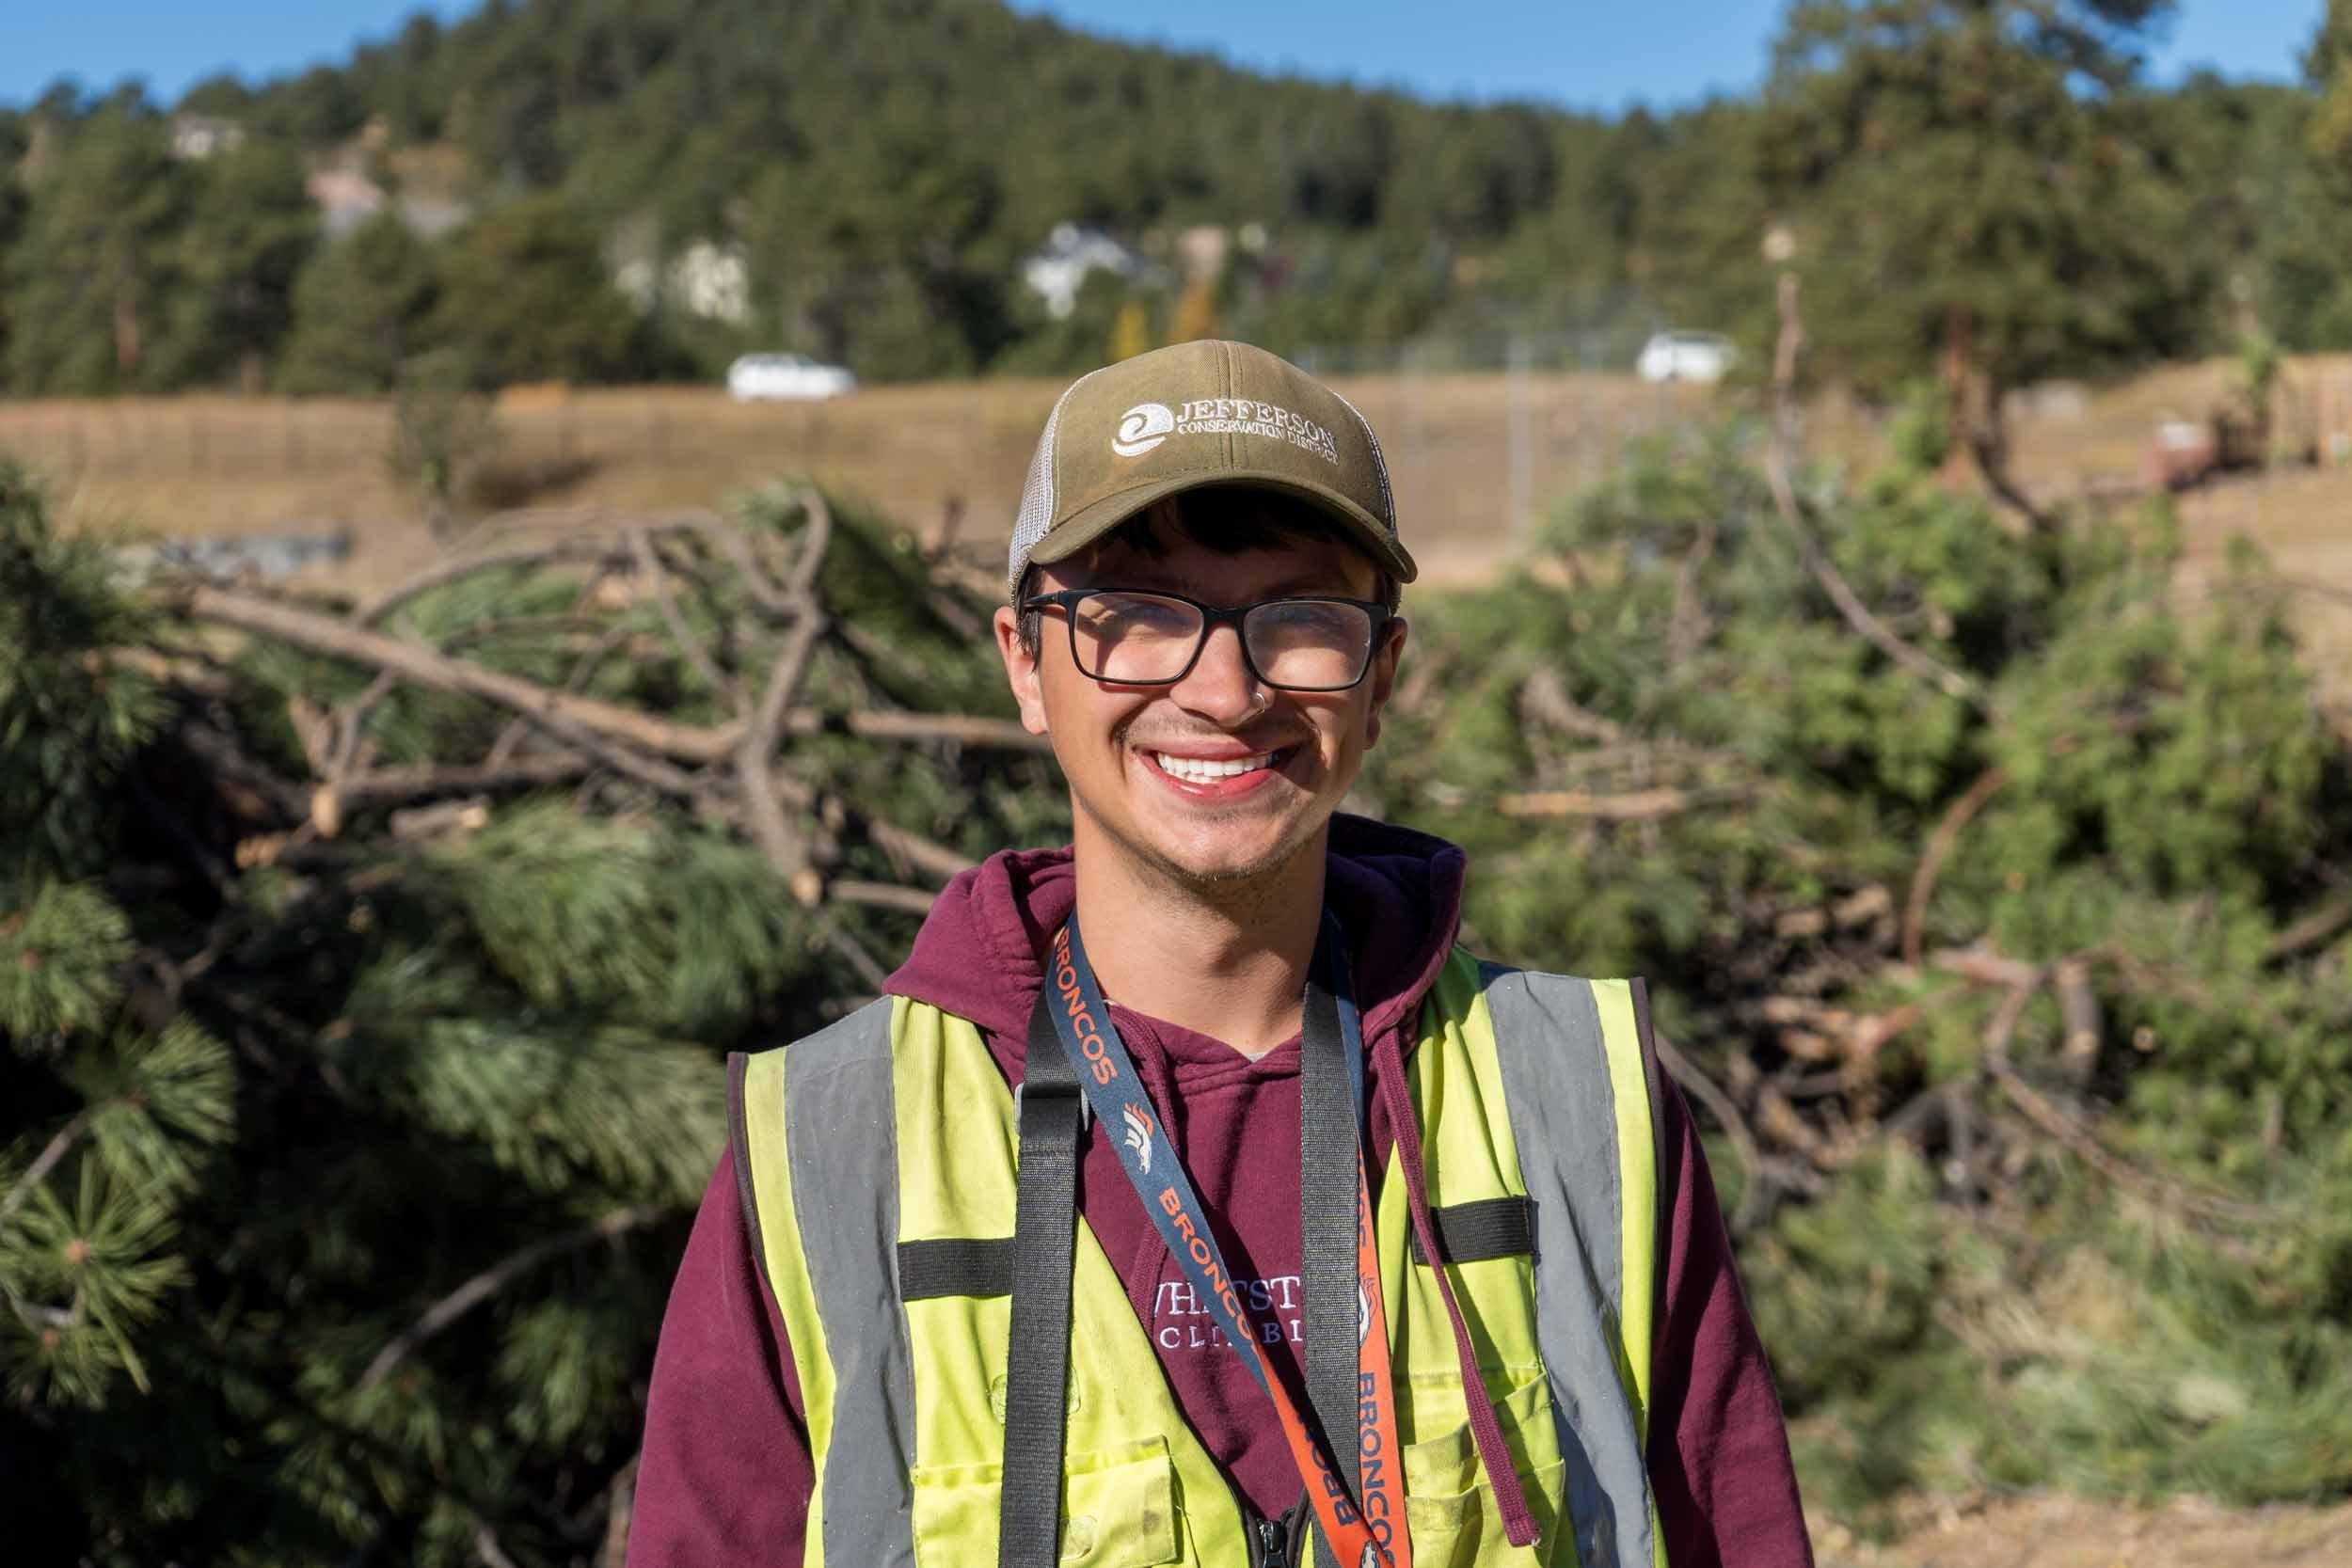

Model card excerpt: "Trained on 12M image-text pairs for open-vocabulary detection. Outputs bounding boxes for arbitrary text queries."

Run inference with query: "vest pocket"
[1404,1458,1568,1567]
[1400,1372,1565,1566]
[910,1435,1180,1568]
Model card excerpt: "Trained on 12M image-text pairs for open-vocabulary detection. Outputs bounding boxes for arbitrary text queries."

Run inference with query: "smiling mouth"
[1144,748,1293,786]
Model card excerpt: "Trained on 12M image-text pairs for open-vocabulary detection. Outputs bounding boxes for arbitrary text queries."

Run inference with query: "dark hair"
[1015,485,1402,657]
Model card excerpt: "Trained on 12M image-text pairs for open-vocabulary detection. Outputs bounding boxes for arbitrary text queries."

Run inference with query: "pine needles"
[8,410,2351,1553]
[0,467,1057,1562]
[1361,418,2352,1521]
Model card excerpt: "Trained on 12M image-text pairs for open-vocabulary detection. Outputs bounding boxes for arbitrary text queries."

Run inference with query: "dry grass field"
[0,372,1710,594]
[0,359,2344,683]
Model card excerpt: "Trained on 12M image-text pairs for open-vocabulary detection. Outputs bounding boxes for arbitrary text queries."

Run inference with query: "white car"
[1636,331,1737,385]
[725,352,857,402]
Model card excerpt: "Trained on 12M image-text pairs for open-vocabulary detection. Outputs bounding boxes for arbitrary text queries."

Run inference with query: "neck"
[1070,832,1328,1059]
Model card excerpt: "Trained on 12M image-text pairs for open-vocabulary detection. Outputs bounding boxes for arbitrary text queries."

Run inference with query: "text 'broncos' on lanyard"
[1046,914,1410,1568]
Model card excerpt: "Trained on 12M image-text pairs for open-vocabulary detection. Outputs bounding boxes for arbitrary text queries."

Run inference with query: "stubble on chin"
[1073,787,1320,916]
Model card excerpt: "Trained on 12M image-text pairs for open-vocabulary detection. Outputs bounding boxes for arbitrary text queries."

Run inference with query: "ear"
[1362,616,1407,749]
[994,604,1050,736]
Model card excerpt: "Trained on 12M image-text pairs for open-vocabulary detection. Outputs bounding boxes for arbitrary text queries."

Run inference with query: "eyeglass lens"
[1069,592,1375,689]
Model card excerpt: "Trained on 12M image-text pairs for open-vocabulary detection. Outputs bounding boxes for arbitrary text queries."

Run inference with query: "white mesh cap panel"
[1008,365,1112,598]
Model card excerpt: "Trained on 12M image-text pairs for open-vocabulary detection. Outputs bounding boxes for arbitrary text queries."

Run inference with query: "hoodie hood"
[885,813,1468,1067]
[882,813,1537,1527]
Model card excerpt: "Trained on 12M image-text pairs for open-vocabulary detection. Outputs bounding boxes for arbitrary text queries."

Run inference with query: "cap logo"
[1112,403,1177,456]
[1109,396,1342,466]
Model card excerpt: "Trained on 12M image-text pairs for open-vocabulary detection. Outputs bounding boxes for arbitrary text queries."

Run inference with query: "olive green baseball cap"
[1008,339,1417,597]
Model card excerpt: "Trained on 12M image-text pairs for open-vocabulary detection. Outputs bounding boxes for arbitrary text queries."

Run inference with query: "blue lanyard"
[1040,912,1407,1567]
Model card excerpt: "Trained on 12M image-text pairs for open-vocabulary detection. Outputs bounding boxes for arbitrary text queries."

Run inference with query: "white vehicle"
[1636,331,1738,385]
[725,352,857,402]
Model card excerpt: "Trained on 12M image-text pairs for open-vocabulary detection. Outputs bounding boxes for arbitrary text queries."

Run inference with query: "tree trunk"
[113,285,142,384]
[1938,304,1975,490]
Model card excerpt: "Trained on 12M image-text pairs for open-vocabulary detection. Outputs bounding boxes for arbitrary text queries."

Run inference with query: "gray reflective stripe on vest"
[1479,964,1657,1568]
[774,999,919,1568]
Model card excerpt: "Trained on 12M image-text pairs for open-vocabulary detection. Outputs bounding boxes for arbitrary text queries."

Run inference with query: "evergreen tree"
[2160,78,2352,356]
[0,464,1060,1563]
[429,194,640,388]
[1,462,235,1551]
[3,110,192,393]
[2309,0,2352,183]
[0,111,26,377]
[1359,417,2352,1521]
[1761,1,2194,479]
[246,62,371,149]
[742,104,1017,379]
[167,141,321,392]
[278,213,442,394]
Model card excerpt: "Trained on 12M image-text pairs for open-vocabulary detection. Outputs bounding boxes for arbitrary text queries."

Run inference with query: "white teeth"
[1152,751,1274,783]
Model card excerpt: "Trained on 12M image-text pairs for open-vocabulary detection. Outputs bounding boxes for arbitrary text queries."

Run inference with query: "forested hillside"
[6,0,2352,394]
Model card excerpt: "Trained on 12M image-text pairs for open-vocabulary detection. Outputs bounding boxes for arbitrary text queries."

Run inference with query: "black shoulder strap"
[998,988,1087,1568]
[1299,968,1363,1568]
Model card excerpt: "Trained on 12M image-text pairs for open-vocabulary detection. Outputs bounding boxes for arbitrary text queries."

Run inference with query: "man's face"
[994,520,1406,894]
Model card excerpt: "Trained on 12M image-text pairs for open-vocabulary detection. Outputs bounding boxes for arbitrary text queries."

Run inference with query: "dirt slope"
[1818,1494,2352,1568]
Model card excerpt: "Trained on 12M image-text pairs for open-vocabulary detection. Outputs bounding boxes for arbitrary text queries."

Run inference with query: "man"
[630,341,1814,1567]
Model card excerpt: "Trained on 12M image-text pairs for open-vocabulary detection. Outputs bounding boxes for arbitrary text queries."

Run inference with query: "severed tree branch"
[185,584,744,763]
[1,1112,90,1228]
[1902,766,2009,965]
[1667,517,1719,672]
[828,879,941,916]
[1495,785,1745,820]
[166,499,1012,994]
[1984,1048,2272,1227]
[1948,953,2276,1228]
[781,490,833,599]
[359,540,634,629]
[1927,944,2042,990]
[327,670,400,784]
[599,1453,639,1568]
[738,617,828,897]
[340,754,600,809]
[628,525,741,711]
[1967,425,2054,534]
[183,585,1050,766]
[471,1520,521,1568]
[1766,269,1986,711]
[813,913,892,992]
[360,1205,670,1390]
[2265,887,2352,962]
[862,816,977,882]
[2052,954,2102,1087]
[797,709,1045,752]
[1651,1027,1773,1236]
[733,492,835,899]
[484,615,639,771]
[1517,667,1625,743]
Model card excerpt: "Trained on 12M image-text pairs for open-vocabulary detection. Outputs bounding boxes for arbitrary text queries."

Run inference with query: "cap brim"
[1022,469,1419,586]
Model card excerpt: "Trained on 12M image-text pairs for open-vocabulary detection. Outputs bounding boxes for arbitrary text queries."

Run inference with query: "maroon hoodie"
[628,817,1814,1567]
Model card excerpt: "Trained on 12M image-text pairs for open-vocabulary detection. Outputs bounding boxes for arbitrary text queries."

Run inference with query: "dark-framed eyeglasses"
[1021,588,1394,692]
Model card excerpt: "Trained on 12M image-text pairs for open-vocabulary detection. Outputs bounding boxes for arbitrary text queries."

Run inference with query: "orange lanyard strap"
[1028,915,1409,1568]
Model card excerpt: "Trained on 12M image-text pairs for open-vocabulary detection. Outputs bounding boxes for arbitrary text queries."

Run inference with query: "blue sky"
[0,1,2327,114]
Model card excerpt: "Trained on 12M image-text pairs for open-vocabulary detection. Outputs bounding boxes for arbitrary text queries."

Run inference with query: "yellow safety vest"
[730,949,1666,1567]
